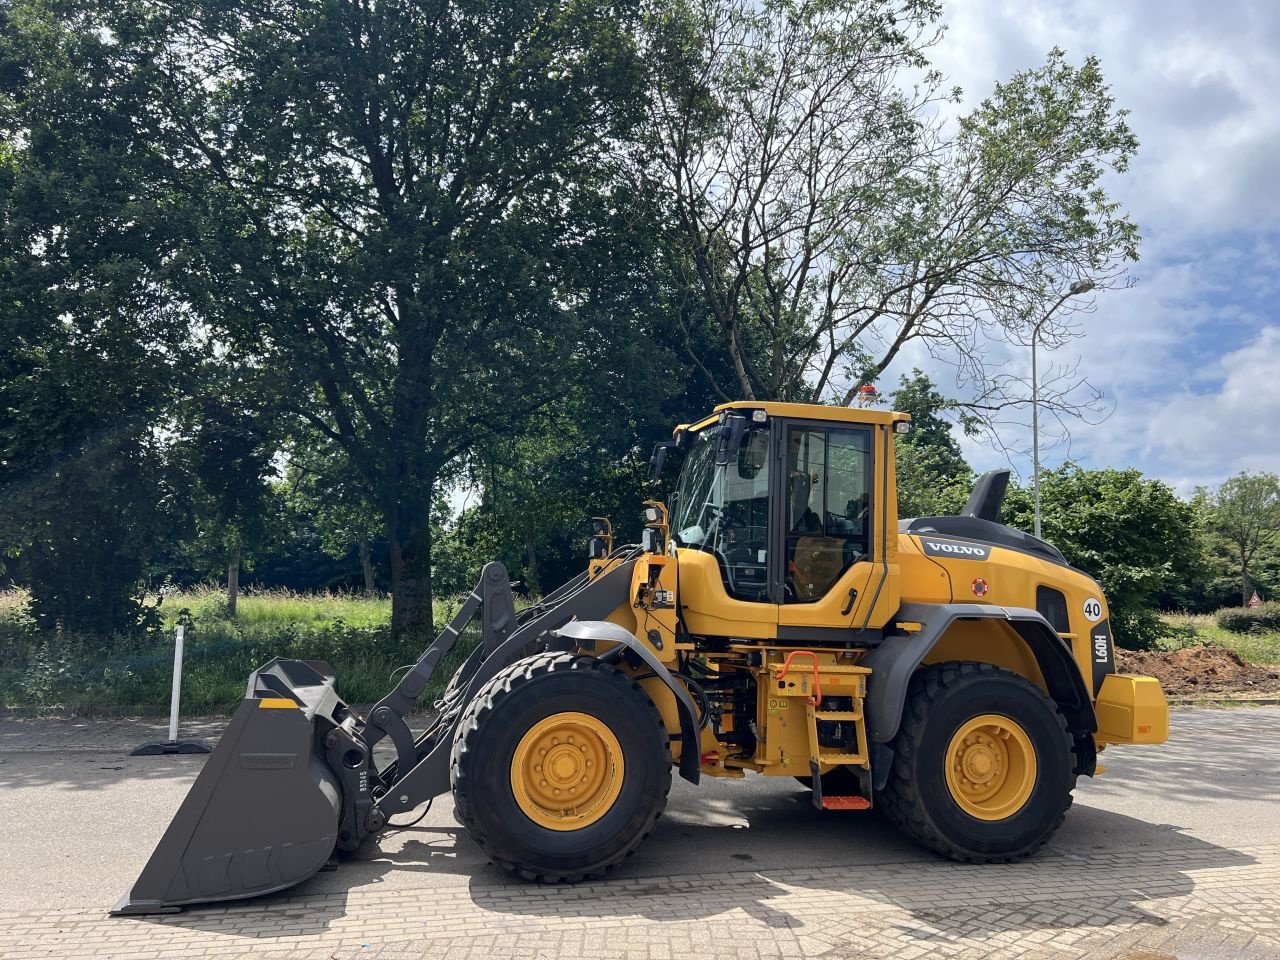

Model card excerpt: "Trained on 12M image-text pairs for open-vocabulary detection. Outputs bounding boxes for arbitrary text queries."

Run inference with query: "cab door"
[774,420,889,636]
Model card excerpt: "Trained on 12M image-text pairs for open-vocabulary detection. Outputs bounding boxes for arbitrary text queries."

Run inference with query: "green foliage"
[0,587,463,714]
[654,0,1140,408]
[2,0,665,638]
[1216,603,1280,635]
[891,370,974,518]
[175,371,281,594]
[1158,611,1280,666]
[284,434,382,591]
[1199,472,1280,605]
[1004,465,1198,650]
[0,0,200,632]
[1,431,184,633]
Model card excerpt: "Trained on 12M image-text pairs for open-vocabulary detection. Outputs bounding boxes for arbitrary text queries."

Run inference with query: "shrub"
[1216,603,1280,634]
[0,587,471,714]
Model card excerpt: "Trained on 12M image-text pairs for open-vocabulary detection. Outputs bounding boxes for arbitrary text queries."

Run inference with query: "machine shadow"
[120,795,1254,943]
[461,801,1255,939]
[119,824,484,940]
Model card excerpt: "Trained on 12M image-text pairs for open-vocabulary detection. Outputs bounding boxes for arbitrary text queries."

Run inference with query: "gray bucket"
[113,675,343,914]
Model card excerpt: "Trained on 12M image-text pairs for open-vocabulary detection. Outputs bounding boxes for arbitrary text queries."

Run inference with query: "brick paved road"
[1,707,1277,959]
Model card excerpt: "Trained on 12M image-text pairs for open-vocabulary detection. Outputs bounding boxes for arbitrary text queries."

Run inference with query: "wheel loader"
[115,401,1169,914]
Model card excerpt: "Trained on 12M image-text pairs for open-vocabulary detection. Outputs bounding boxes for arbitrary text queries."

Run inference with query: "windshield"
[673,426,722,547]
[672,423,771,601]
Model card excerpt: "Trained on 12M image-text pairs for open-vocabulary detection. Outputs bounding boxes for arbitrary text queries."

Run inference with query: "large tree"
[1003,466,1199,649]
[649,0,1138,415]
[179,373,279,617]
[1204,472,1280,606]
[34,0,657,634]
[890,369,973,518]
[0,4,195,631]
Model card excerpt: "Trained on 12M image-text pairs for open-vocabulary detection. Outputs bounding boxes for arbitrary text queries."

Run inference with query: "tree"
[890,370,974,517]
[649,0,1137,416]
[3,432,182,634]
[39,0,657,636]
[0,3,196,631]
[285,434,383,596]
[1205,472,1280,606]
[180,378,279,617]
[433,287,735,597]
[1003,466,1199,649]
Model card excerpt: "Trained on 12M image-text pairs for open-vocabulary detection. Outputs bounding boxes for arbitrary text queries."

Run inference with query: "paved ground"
[0,707,1277,959]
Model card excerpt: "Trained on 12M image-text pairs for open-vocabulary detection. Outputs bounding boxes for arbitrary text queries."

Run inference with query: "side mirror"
[649,441,676,482]
[715,414,748,466]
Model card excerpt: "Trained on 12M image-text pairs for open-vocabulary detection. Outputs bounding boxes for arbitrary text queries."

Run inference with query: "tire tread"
[451,652,672,883]
[878,661,1077,863]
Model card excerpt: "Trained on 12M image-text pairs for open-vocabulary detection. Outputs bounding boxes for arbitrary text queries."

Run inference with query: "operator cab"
[666,402,904,609]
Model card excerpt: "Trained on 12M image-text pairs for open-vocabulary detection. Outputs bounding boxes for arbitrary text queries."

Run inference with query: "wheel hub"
[511,712,624,831]
[944,714,1037,821]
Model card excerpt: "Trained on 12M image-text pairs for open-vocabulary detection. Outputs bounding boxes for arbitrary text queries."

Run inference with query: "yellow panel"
[624,555,680,664]
[896,538,952,604]
[257,697,298,709]
[676,549,778,639]
[761,694,814,773]
[906,532,1111,684]
[923,620,1048,693]
[1095,674,1169,745]
[780,560,877,628]
[714,400,909,429]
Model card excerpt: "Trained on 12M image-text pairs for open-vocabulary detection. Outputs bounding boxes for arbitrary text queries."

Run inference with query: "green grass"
[1158,611,1280,665]
[161,585,393,630]
[0,586,475,716]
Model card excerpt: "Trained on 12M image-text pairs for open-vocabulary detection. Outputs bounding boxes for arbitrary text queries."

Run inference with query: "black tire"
[880,661,1076,862]
[451,652,672,882]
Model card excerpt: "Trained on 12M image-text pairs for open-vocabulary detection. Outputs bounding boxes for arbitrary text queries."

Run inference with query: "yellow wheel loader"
[115,401,1169,914]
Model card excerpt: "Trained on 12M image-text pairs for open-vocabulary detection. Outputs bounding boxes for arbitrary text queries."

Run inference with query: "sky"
[878,0,1280,495]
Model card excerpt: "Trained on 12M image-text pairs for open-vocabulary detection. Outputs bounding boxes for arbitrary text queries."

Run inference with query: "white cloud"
[1140,325,1280,492]
[876,0,1280,493]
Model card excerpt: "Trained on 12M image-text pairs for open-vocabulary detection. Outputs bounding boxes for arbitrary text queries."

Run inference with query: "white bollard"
[167,625,185,745]
[130,623,212,756]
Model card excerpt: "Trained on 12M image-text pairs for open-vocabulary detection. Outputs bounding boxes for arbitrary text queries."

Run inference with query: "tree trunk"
[1242,560,1251,607]
[227,544,240,619]
[358,537,375,596]
[525,535,539,596]
[389,502,435,638]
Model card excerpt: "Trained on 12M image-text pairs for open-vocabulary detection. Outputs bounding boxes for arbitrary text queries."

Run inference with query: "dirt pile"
[1116,644,1280,696]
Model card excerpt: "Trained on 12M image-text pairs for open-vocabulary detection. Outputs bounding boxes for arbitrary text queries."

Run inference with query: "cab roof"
[676,401,911,436]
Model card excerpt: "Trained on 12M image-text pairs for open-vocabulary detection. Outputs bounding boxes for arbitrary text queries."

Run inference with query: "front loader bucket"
[113,661,345,915]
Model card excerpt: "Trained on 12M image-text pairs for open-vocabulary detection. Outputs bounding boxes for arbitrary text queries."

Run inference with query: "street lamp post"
[1032,278,1095,540]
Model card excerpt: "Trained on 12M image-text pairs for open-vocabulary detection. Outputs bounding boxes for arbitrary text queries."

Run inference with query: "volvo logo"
[919,539,991,561]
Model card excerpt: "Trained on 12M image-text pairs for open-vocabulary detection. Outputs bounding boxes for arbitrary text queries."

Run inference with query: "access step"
[814,752,865,764]
[821,795,871,811]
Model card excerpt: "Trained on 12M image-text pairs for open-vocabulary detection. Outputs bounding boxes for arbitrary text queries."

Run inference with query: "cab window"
[785,425,873,601]
[673,424,771,601]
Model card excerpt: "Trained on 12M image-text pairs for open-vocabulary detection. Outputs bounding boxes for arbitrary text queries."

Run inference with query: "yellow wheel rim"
[510,712,625,831]
[944,714,1037,821]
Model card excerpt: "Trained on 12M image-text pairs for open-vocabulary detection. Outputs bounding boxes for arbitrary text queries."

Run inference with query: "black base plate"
[130,740,213,756]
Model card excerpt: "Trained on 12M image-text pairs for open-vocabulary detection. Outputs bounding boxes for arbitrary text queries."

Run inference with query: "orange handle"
[778,650,822,706]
